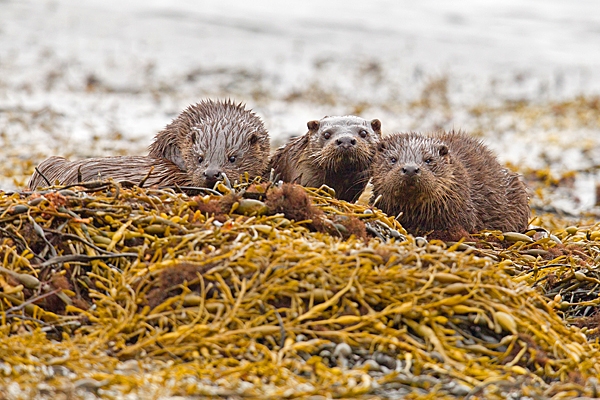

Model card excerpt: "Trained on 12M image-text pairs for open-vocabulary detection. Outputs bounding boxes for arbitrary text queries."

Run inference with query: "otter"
[148,99,270,188]
[371,131,530,238]
[269,116,382,202]
[28,155,192,189]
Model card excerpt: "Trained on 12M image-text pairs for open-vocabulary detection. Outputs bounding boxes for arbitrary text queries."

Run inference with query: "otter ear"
[371,119,382,134]
[438,144,448,156]
[307,120,320,132]
[190,129,198,144]
[377,142,387,152]
[159,126,187,171]
[167,148,186,171]
[248,133,259,145]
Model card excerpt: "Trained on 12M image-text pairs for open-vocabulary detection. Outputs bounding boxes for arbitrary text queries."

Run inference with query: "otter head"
[171,100,269,188]
[307,116,381,173]
[373,132,455,212]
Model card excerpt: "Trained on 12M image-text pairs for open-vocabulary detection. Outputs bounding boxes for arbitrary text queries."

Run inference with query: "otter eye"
[229,155,236,163]
[390,157,397,164]
[424,158,433,164]
[359,129,368,138]
[323,131,332,139]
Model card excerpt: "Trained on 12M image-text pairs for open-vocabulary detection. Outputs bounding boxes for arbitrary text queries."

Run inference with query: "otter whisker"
[34,166,52,187]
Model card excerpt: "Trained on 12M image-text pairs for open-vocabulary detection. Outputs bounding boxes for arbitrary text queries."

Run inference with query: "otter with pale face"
[269,116,382,202]
[149,99,270,188]
[372,131,530,238]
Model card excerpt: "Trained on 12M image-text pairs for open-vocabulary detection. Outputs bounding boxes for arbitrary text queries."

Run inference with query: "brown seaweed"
[1,182,600,398]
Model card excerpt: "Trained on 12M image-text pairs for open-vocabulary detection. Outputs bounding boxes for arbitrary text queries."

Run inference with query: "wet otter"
[269,116,382,202]
[28,155,192,189]
[371,131,530,238]
[148,99,270,188]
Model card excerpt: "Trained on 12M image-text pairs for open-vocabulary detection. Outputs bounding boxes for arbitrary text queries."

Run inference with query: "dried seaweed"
[1,181,600,399]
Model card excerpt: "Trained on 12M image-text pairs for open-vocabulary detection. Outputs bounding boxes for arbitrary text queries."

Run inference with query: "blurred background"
[1,0,600,214]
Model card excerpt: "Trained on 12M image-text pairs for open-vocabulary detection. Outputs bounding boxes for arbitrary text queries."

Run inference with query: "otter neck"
[324,165,369,202]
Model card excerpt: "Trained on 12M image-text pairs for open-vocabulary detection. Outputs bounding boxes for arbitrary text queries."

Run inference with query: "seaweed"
[1,181,599,398]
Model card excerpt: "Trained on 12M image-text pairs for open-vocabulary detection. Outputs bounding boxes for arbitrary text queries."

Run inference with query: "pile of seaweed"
[1,180,600,399]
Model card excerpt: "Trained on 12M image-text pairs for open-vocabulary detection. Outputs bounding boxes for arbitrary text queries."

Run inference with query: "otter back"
[269,115,381,202]
[148,99,270,188]
[28,155,192,189]
[372,131,530,237]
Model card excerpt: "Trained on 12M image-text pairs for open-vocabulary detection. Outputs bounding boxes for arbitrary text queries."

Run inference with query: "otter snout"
[401,164,420,176]
[203,168,223,186]
[336,136,357,150]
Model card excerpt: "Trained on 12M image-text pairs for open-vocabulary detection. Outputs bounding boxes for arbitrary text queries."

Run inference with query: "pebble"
[36,382,53,395]
[318,350,331,359]
[333,343,352,359]
[337,356,349,369]
[361,359,381,372]
[416,375,441,386]
[116,359,140,374]
[51,365,73,378]
[429,351,444,363]
[376,387,412,399]
[0,362,11,375]
[447,381,472,396]
[379,365,391,374]
[373,351,397,370]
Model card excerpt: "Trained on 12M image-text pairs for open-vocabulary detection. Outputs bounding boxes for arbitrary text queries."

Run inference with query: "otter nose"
[336,136,357,149]
[401,165,420,176]
[203,168,223,185]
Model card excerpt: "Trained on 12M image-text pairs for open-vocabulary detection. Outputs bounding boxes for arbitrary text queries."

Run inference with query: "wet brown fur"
[372,131,530,237]
[148,99,270,187]
[269,116,381,202]
[265,183,326,232]
[193,193,240,223]
[28,155,192,189]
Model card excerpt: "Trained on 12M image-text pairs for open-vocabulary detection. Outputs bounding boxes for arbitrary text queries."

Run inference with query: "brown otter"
[371,131,530,238]
[269,116,382,202]
[148,99,270,188]
[28,155,192,189]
